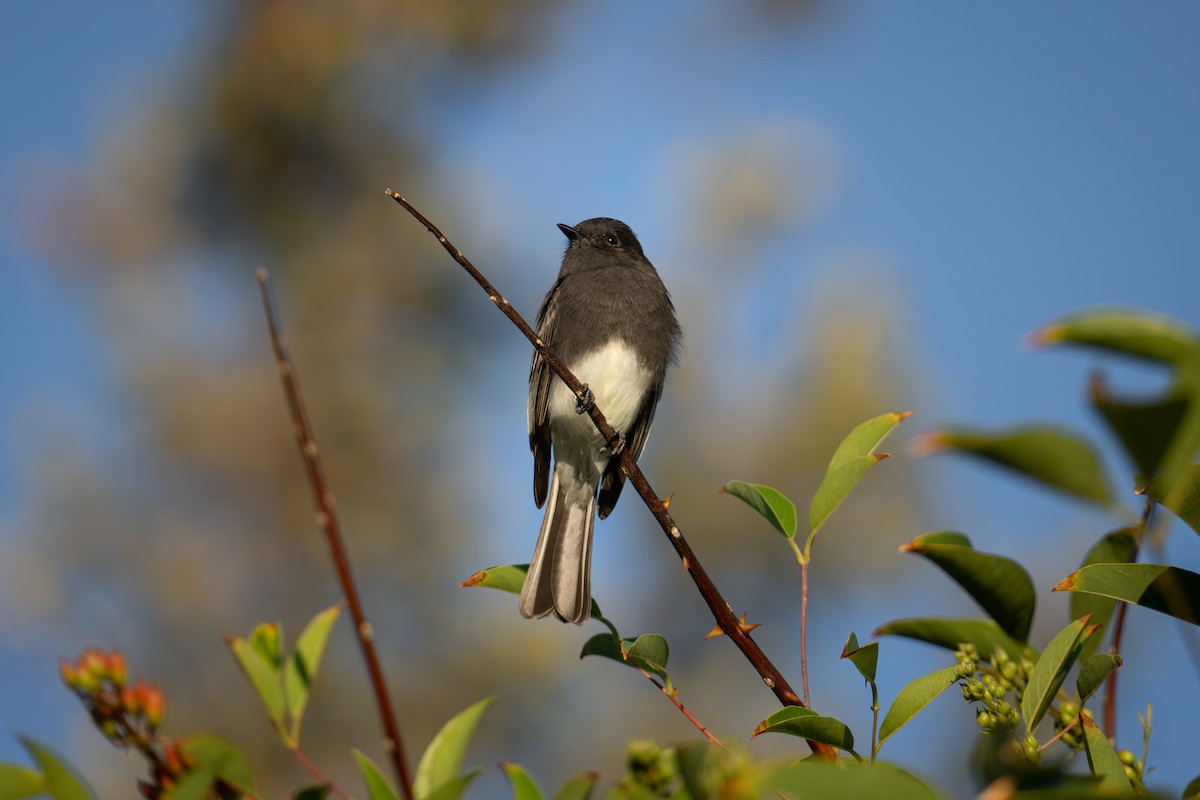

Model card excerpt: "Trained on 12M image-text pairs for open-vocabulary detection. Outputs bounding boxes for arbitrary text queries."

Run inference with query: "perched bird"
[521,218,681,624]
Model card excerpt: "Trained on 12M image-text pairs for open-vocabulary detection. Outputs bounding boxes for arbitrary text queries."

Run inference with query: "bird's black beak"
[557,223,580,242]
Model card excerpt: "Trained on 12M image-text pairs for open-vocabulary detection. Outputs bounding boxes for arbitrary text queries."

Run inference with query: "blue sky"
[3,1,1199,794]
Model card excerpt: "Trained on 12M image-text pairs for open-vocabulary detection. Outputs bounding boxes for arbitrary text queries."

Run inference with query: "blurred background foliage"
[2,1,1198,798]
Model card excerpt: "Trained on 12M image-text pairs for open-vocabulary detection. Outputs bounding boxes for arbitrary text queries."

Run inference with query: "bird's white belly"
[549,338,651,455]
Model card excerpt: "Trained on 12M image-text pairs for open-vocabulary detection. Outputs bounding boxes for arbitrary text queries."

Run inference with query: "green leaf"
[751,707,856,752]
[1021,616,1095,734]
[0,763,46,800]
[352,749,400,800]
[806,412,908,545]
[625,634,669,680]
[923,425,1112,507]
[1141,465,1200,537]
[422,772,481,800]
[1080,714,1135,796]
[177,735,258,796]
[228,634,286,726]
[1070,528,1139,657]
[285,602,344,742]
[17,738,94,800]
[808,455,884,544]
[580,634,670,683]
[414,696,494,800]
[900,533,1036,644]
[721,480,797,539]
[767,759,941,800]
[877,666,960,749]
[873,617,1027,659]
[501,762,545,800]
[1090,373,1189,478]
[1030,307,1199,365]
[460,563,528,594]
[551,773,597,800]
[1077,653,1122,703]
[249,621,283,670]
[1054,563,1200,626]
[1184,774,1200,800]
[827,412,910,472]
[841,632,879,684]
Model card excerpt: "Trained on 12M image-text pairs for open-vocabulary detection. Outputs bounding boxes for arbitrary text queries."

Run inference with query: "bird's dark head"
[557,218,645,259]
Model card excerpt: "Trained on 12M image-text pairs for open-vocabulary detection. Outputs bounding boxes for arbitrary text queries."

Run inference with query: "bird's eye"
[605,233,620,246]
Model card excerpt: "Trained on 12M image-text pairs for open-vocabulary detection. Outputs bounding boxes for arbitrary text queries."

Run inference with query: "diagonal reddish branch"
[257,270,415,800]
[386,190,837,760]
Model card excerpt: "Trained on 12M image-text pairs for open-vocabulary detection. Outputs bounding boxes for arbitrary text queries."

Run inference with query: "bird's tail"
[520,464,596,624]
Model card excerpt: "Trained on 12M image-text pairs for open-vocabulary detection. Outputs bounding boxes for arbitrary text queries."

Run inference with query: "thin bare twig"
[386,191,837,760]
[257,269,415,800]
[800,560,811,708]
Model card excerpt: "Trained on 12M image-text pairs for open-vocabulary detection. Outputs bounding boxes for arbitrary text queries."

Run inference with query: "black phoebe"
[520,218,681,624]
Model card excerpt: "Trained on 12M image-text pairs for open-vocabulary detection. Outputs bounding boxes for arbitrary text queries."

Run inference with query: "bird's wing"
[528,298,556,509]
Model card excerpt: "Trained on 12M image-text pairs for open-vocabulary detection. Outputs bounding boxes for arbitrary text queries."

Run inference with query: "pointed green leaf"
[422,771,481,800]
[751,707,855,752]
[877,666,960,749]
[1184,775,1200,800]
[501,762,545,800]
[18,738,94,800]
[1021,616,1094,734]
[1141,465,1200,537]
[768,758,941,799]
[0,763,46,800]
[808,455,884,542]
[1080,714,1135,796]
[900,533,1036,643]
[460,564,528,594]
[1030,307,1198,365]
[1070,528,1138,657]
[804,412,908,547]
[873,617,1027,659]
[551,773,597,800]
[841,632,879,684]
[1055,563,1200,626]
[1077,653,1122,703]
[826,412,910,473]
[722,481,797,539]
[580,633,625,663]
[285,602,343,741]
[228,635,286,725]
[1090,373,1189,478]
[249,622,283,670]
[924,426,1112,506]
[414,696,494,800]
[352,749,400,800]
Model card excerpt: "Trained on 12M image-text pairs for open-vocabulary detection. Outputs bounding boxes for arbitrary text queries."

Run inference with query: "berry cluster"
[954,644,1041,762]
[60,648,193,799]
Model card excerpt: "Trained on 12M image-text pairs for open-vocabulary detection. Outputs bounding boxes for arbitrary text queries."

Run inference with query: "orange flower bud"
[60,659,79,689]
[120,686,140,714]
[138,683,165,730]
[105,651,127,688]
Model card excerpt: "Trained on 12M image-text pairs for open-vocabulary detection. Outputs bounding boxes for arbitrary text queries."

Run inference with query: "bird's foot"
[606,432,627,457]
[575,384,594,414]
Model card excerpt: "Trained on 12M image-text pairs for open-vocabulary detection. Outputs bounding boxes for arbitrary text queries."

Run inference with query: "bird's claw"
[575,385,594,414]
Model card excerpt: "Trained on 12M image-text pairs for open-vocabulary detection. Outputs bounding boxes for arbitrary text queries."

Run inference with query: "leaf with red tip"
[921,426,1112,507]
[1054,563,1200,626]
